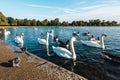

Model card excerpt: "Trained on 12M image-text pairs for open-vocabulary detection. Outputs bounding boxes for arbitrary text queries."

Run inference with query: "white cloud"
[80,5,105,10]
[24,4,52,9]
[95,0,120,4]
[24,1,120,22]
[76,1,86,5]
[24,3,76,14]
[62,6,120,22]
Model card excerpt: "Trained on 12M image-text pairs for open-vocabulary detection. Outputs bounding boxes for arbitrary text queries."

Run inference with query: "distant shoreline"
[1,12,120,26]
[0,26,120,29]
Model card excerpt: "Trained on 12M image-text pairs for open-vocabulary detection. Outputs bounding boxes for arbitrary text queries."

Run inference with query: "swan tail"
[52,46,55,49]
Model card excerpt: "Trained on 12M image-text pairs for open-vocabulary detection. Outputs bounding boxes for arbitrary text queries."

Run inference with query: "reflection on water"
[46,44,50,56]
[0,28,11,40]
[0,29,4,39]
[1,27,120,80]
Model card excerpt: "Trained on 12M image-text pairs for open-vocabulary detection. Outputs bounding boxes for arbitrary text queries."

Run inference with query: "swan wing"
[81,40,101,48]
[38,38,46,45]
[53,46,72,59]
[5,31,11,35]
[15,37,23,44]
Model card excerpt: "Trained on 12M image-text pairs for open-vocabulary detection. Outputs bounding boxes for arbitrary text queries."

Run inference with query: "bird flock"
[3,28,107,61]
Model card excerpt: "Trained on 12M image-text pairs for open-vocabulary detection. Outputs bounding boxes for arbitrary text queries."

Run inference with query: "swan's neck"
[51,31,54,41]
[70,39,76,61]
[101,36,105,50]
[46,34,49,45]
[52,33,54,41]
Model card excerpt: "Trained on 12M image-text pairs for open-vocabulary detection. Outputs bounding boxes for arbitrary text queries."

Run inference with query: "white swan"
[52,37,77,61]
[4,29,11,35]
[81,34,107,50]
[49,30,54,41]
[15,34,24,48]
[15,35,24,44]
[34,27,38,31]
[38,32,49,45]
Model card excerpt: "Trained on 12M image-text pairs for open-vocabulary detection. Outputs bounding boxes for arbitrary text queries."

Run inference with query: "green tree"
[23,19,31,26]
[111,21,118,26]
[71,21,78,26]
[31,19,37,26]
[61,21,69,26]
[13,19,18,26]
[37,20,41,26]
[0,12,8,25]
[7,17,14,26]
[50,18,60,26]
[40,19,49,26]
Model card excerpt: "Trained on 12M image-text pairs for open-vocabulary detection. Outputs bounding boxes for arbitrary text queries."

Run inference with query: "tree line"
[0,12,120,26]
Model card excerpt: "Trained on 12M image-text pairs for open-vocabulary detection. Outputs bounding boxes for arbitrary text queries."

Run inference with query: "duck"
[73,31,80,36]
[58,40,69,49]
[53,35,69,49]
[12,57,21,67]
[54,35,59,42]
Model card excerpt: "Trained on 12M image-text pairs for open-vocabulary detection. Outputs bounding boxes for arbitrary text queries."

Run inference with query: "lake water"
[1,26,120,80]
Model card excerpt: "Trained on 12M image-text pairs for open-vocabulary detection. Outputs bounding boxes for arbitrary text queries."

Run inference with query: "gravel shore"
[0,40,53,80]
[0,40,87,80]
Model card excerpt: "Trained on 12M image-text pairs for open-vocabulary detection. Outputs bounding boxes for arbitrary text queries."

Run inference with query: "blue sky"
[0,0,120,22]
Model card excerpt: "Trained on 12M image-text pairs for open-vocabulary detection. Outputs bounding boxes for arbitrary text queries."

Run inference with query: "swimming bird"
[4,29,11,35]
[34,27,38,31]
[52,37,77,61]
[49,30,54,41]
[58,40,69,49]
[54,35,59,42]
[73,31,80,36]
[82,32,90,36]
[53,35,69,49]
[81,34,107,50]
[38,32,49,45]
[15,34,24,44]
[15,36,24,48]
[20,32,24,36]
[82,32,92,40]
[40,32,45,38]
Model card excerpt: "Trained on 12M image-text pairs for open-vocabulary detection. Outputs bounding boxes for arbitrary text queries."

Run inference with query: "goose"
[52,37,77,61]
[81,34,107,50]
[38,32,49,45]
